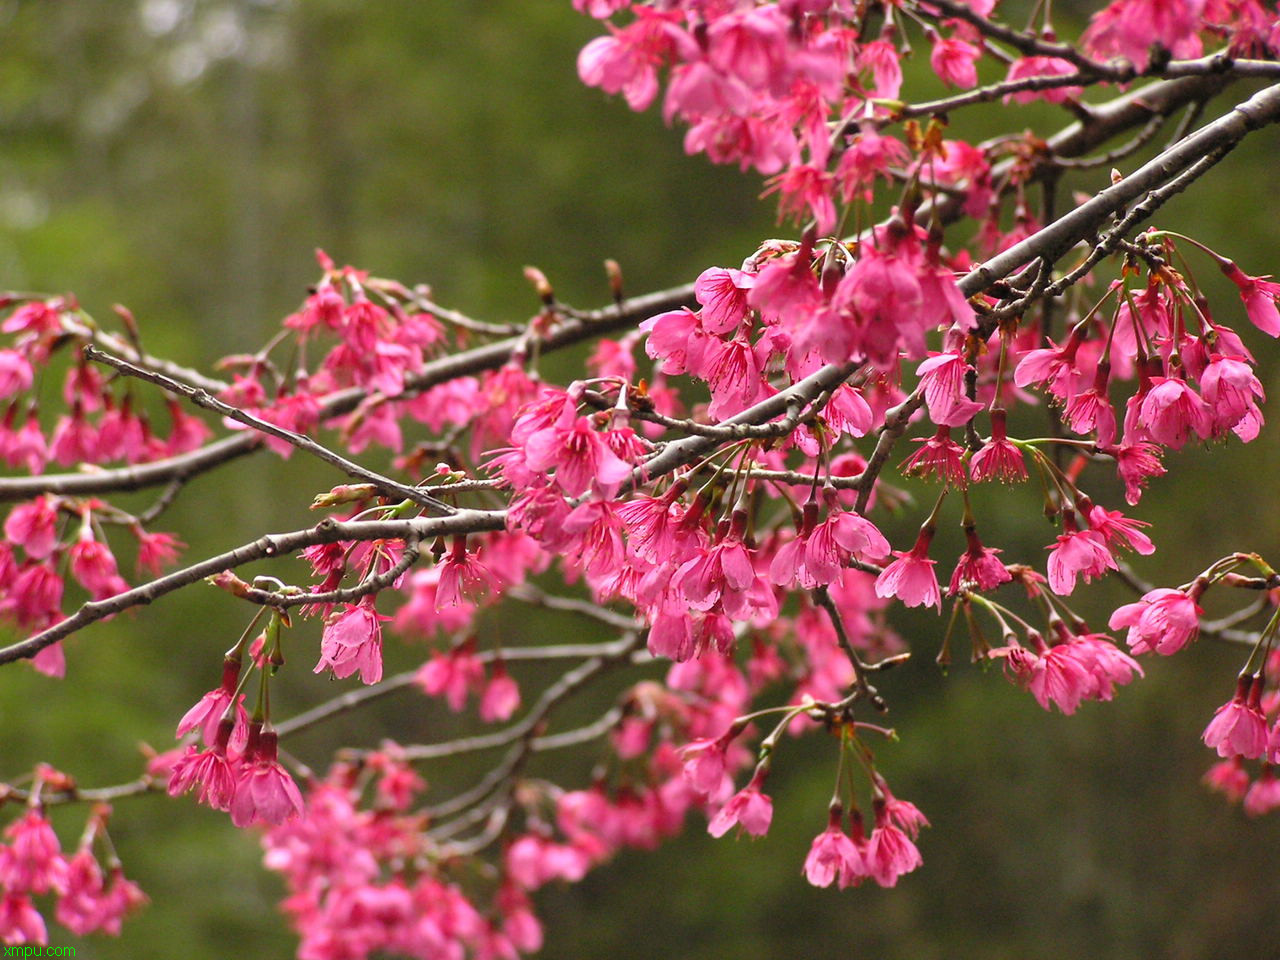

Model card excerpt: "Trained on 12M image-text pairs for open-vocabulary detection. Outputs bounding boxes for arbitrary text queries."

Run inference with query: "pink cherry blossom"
[1046,520,1117,596]
[479,663,521,723]
[970,410,1028,483]
[865,807,923,888]
[1109,587,1202,655]
[803,810,863,888]
[230,728,306,828]
[0,893,46,946]
[694,266,754,336]
[0,811,67,896]
[4,496,59,560]
[316,600,388,685]
[1203,675,1268,760]
[707,774,773,838]
[875,528,942,610]
[1222,262,1280,336]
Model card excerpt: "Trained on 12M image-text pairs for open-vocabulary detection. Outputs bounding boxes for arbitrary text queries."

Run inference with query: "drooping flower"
[875,527,942,610]
[1203,675,1268,760]
[1222,262,1280,336]
[1046,517,1117,596]
[865,802,923,888]
[803,807,863,889]
[230,727,306,828]
[0,810,68,896]
[707,772,773,838]
[315,599,389,685]
[479,662,521,723]
[948,529,1011,596]
[1109,587,1202,655]
[969,410,1028,483]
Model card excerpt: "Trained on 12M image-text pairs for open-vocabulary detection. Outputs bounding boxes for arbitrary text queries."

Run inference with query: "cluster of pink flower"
[1,493,183,676]
[0,771,145,946]
[0,299,212,474]
[162,644,305,830]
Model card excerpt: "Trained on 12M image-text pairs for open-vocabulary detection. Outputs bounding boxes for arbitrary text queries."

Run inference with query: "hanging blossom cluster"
[0,768,145,945]
[3,0,1280,957]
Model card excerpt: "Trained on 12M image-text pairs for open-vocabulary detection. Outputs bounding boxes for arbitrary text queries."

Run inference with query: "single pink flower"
[676,737,729,797]
[1222,262,1280,336]
[230,728,305,828]
[970,410,1027,483]
[866,805,923,887]
[0,892,46,946]
[1203,757,1249,803]
[707,773,773,838]
[1243,767,1280,817]
[916,350,985,428]
[948,530,1011,595]
[4,496,59,560]
[929,33,980,88]
[479,663,521,723]
[875,528,942,610]
[1004,56,1081,104]
[901,426,968,485]
[694,266,754,336]
[0,811,67,896]
[315,600,388,685]
[1046,520,1116,596]
[1109,587,1202,655]
[803,809,863,889]
[1203,675,1268,760]
[436,538,496,609]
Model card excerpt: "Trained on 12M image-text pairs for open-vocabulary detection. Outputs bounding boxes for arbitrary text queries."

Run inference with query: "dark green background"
[2,1,1279,957]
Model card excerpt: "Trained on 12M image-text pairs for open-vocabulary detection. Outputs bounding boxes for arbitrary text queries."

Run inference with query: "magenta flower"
[929,33,980,88]
[230,729,306,828]
[1222,262,1280,337]
[1004,56,1081,104]
[902,425,968,485]
[1013,331,1083,400]
[54,849,104,936]
[168,746,237,812]
[436,538,496,609]
[68,534,129,600]
[4,496,59,560]
[1109,587,1202,655]
[1203,757,1250,803]
[866,817,923,888]
[948,530,1011,596]
[1139,376,1212,449]
[315,600,388,685]
[0,811,67,896]
[1085,504,1154,556]
[916,351,984,428]
[1243,767,1280,817]
[803,812,863,889]
[1200,354,1265,440]
[676,736,729,797]
[970,410,1027,483]
[168,717,238,811]
[693,266,753,336]
[1203,675,1268,760]
[0,892,46,946]
[1107,441,1165,505]
[479,663,521,723]
[677,538,757,612]
[707,774,773,839]
[875,529,941,611]
[1046,525,1116,596]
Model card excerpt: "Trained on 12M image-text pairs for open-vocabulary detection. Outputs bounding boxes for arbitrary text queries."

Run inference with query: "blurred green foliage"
[2,1,1279,958]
